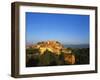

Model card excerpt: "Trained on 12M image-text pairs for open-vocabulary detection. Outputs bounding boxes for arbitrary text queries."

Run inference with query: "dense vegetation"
[26,49,66,67]
[72,48,89,64]
[26,48,89,67]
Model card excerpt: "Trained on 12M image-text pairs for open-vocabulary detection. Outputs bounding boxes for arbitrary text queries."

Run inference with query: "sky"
[26,12,89,45]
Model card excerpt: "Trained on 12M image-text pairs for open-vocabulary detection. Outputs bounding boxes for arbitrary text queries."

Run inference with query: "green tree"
[58,52,65,65]
[38,50,59,66]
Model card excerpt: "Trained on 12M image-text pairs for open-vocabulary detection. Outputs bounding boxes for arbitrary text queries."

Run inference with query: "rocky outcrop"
[27,40,76,64]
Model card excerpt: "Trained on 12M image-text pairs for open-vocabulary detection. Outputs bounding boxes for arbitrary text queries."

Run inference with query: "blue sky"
[26,12,89,45]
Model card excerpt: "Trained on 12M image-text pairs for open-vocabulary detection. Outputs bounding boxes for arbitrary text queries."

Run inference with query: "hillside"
[26,41,89,67]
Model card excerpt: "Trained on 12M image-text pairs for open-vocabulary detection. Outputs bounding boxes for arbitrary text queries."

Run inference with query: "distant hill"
[63,44,89,48]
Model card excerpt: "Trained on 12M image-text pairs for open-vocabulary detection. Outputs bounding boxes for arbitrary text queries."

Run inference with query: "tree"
[38,50,59,66]
[58,52,65,65]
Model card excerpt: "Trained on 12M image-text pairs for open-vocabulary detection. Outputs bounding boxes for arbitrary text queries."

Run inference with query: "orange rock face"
[33,41,63,55]
[64,54,75,64]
